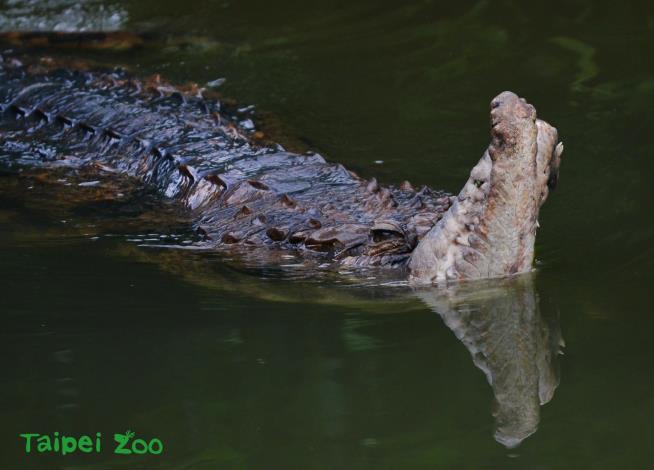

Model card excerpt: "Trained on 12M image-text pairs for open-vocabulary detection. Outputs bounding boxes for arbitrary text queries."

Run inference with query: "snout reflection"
[417,274,564,448]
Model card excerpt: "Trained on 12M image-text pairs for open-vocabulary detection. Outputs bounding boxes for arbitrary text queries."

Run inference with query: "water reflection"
[417,275,564,448]
[1,171,565,451]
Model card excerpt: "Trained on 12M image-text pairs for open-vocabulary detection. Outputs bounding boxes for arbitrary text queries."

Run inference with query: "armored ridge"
[0,58,453,269]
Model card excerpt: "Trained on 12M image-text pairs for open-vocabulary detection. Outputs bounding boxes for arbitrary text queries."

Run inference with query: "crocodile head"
[409,91,564,284]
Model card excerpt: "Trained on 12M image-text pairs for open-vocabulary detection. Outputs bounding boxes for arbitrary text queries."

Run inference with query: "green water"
[1,0,654,468]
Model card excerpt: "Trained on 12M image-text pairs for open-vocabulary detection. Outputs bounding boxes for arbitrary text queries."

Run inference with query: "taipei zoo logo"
[19,430,163,456]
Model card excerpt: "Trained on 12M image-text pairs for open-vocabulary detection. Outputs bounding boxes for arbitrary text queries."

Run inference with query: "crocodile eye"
[371,221,404,243]
[372,229,403,243]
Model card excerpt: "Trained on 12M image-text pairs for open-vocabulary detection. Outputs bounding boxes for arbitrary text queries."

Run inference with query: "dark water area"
[1,0,653,468]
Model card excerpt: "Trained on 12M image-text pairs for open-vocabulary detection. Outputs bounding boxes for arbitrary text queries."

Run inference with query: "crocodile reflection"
[417,275,564,448]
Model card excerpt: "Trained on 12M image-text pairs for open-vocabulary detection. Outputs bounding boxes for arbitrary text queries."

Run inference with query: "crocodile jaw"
[408,91,563,284]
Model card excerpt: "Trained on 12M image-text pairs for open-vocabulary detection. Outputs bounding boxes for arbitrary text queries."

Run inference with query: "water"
[1,0,653,468]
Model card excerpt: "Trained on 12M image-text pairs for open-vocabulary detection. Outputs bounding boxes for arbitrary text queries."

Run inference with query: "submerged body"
[0,58,562,284]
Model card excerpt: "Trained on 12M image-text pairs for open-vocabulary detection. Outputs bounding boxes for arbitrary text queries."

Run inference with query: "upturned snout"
[408,91,563,284]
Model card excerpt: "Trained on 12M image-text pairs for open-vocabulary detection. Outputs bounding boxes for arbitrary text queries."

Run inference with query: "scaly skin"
[409,92,563,283]
[0,58,562,284]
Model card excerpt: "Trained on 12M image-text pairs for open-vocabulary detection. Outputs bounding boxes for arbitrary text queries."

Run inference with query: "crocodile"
[0,56,563,284]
